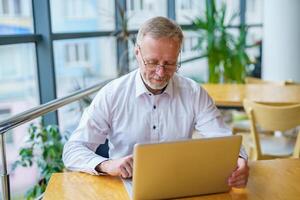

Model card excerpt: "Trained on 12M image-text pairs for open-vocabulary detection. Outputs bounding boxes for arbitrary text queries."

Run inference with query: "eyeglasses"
[138,45,181,71]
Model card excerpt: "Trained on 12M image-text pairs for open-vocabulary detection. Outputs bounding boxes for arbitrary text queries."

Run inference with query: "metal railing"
[0,78,113,200]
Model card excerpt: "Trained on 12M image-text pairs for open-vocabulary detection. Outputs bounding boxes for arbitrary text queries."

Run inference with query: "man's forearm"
[63,141,108,175]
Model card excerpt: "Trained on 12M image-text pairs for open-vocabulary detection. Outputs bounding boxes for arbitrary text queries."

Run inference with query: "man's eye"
[147,61,158,64]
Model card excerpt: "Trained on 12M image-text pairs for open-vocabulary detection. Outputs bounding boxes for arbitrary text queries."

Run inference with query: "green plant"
[192,0,254,83]
[13,123,66,199]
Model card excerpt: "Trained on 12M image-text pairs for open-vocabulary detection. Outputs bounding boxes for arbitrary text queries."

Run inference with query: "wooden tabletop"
[201,84,300,107]
[43,159,300,200]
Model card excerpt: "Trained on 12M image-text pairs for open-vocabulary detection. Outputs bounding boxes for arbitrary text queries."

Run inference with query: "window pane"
[53,37,117,133]
[50,0,115,33]
[216,0,240,25]
[126,0,167,30]
[0,43,40,199]
[0,0,34,34]
[176,0,204,25]
[246,0,263,24]
[176,0,240,25]
[179,30,208,83]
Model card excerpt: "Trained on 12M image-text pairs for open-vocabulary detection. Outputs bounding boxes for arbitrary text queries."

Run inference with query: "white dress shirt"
[63,69,246,175]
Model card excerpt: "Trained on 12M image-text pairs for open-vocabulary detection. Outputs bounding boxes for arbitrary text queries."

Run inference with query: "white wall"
[262,0,300,82]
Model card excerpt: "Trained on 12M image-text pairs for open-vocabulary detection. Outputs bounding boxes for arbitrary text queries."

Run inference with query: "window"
[246,0,264,24]
[0,0,9,15]
[127,0,167,30]
[0,0,33,34]
[179,31,207,83]
[50,0,115,32]
[64,42,90,67]
[0,0,25,16]
[176,0,203,25]
[0,43,39,199]
[129,0,147,11]
[54,37,118,134]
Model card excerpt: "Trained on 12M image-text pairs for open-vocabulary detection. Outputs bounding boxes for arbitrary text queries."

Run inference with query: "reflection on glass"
[53,37,117,133]
[126,0,167,30]
[50,0,115,33]
[0,0,33,35]
[0,43,39,199]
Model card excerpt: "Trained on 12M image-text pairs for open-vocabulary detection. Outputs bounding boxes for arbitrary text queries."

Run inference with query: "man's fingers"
[229,179,247,188]
[128,157,133,169]
[124,155,134,172]
[123,162,133,178]
[231,169,249,179]
[120,166,130,178]
[229,174,245,183]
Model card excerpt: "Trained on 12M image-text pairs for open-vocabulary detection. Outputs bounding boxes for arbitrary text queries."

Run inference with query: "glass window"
[50,0,115,33]
[0,0,34,35]
[246,0,264,24]
[128,34,138,72]
[0,43,40,199]
[176,0,240,26]
[126,0,167,30]
[179,31,208,83]
[216,0,240,25]
[53,37,118,133]
[176,0,204,25]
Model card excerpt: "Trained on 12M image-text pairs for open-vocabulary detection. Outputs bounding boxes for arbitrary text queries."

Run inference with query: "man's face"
[135,36,181,92]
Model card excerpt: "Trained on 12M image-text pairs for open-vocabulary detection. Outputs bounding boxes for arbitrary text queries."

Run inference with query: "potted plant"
[192,0,254,83]
[13,123,67,199]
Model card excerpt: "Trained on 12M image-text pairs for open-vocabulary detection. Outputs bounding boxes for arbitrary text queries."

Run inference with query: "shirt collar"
[135,68,174,98]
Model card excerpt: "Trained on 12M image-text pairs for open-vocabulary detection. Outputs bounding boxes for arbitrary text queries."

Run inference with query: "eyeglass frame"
[137,44,181,72]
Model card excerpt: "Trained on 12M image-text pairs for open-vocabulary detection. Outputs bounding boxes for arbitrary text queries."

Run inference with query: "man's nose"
[155,65,166,77]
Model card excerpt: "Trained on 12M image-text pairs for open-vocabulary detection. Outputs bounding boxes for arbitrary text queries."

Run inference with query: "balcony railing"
[0,78,113,200]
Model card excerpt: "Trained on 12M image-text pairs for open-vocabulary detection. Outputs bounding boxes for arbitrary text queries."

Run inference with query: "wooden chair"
[232,77,297,135]
[243,99,300,160]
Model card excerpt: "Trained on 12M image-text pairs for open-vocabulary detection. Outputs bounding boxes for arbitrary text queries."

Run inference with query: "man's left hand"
[228,157,249,188]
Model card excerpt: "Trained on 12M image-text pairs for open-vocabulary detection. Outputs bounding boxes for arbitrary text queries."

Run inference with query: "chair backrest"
[243,99,300,132]
[243,99,300,159]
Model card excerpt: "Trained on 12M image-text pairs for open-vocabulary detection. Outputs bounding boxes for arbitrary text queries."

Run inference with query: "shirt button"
[153,125,156,130]
[153,105,156,109]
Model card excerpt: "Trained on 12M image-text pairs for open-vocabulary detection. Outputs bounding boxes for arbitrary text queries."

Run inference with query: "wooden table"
[43,159,300,200]
[201,84,300,108]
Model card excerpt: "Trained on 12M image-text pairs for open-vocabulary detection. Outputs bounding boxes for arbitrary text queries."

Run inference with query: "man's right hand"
[96,155,133,179]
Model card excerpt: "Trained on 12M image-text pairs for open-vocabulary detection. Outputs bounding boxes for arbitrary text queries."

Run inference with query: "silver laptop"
[123,135,242,200]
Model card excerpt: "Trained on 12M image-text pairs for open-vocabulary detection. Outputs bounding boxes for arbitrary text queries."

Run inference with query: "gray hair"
[136,16,183,46]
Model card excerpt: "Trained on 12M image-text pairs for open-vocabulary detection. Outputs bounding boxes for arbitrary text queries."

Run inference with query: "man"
[63,16,249,188]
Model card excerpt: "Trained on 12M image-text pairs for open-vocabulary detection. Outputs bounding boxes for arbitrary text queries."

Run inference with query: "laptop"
[123,135,242,200]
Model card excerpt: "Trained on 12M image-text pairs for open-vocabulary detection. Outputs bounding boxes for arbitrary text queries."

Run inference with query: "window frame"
[0,0,262,126]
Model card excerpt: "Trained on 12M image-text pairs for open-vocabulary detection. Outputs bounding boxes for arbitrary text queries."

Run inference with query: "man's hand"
[96,155,133,179]
[228,157,249,188]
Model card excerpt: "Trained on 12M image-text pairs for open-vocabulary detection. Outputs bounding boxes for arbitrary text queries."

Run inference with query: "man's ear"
[134,46,139,56]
